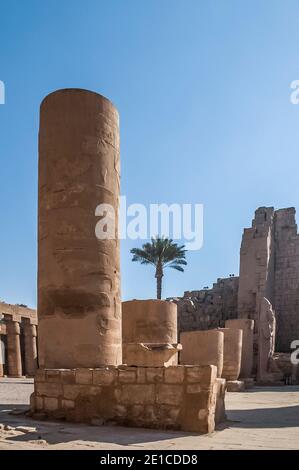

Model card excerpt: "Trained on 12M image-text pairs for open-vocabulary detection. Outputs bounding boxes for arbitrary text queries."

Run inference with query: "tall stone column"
[6,319,22,377]
[38,89,121,368]
[24,321,37,376]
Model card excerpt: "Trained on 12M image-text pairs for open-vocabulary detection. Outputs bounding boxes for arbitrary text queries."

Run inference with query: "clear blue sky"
[1,0,299,308]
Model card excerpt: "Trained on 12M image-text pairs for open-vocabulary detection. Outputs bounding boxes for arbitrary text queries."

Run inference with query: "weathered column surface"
[218,328,243,381]
[180,330,224,378]
[6,319,22,377]
[225,319,254,378]
[122,300,178,343]
[38,88,121,368]
[24,321,38,376]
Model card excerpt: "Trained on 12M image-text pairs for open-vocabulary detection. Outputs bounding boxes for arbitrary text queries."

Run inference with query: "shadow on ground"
[0,404,200,446]
[247,385,299,393]
[226,405,299,428]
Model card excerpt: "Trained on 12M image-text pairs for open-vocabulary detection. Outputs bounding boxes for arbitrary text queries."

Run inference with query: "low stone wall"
[31,365,219,433]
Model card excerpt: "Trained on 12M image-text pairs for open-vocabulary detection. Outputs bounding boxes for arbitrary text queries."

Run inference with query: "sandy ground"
[0,378,299,450]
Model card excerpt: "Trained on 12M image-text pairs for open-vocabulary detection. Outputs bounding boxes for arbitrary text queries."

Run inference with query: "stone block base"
[123,342,181,367]
[31,365,222,433]
[226,380,245,392]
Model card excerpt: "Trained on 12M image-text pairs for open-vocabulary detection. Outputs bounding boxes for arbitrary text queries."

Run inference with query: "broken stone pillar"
[123,300,178,343]
[225,319,254,378]
[38,88,121,368]
[218,328,243,380]
[5,318,22,377]
[180,330,224,377]
[23,320,38,376]
[122,300,180,366]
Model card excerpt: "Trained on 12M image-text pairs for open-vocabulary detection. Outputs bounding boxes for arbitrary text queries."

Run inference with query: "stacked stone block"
[32,365,218,433]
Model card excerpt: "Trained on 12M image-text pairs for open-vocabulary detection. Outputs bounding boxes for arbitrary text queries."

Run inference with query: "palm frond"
[130,236,187,271]
[169,265,185,272]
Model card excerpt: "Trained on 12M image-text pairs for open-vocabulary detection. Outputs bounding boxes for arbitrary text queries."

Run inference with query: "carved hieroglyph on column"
[38,89,121,368]
[258,297,276,381]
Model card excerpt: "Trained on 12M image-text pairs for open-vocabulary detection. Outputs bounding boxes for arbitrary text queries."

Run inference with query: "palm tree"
[130,236,187,300]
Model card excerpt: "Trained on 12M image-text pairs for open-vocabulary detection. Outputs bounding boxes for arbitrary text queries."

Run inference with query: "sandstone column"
[38,89,121,368]
[218,328,243,380]
[122,300,180,366]
[6,318,22,377]
[23,321,38,376]
[180,330,224,377]
[122,300,178,344]
[225,319,254,378]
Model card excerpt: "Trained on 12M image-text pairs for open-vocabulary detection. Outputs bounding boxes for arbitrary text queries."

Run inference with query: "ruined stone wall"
[0,302,37,377]
[0,302,37,325]
[238,207,299,353]
[170,277,239,333]
[32,365,218,433]
[174,206,299,355]
[274,208,299,352]
[237,207,275,330]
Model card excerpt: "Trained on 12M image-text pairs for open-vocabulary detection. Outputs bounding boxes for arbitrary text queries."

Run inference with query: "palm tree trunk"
[156,275,162,299]
[155,264,163,299]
